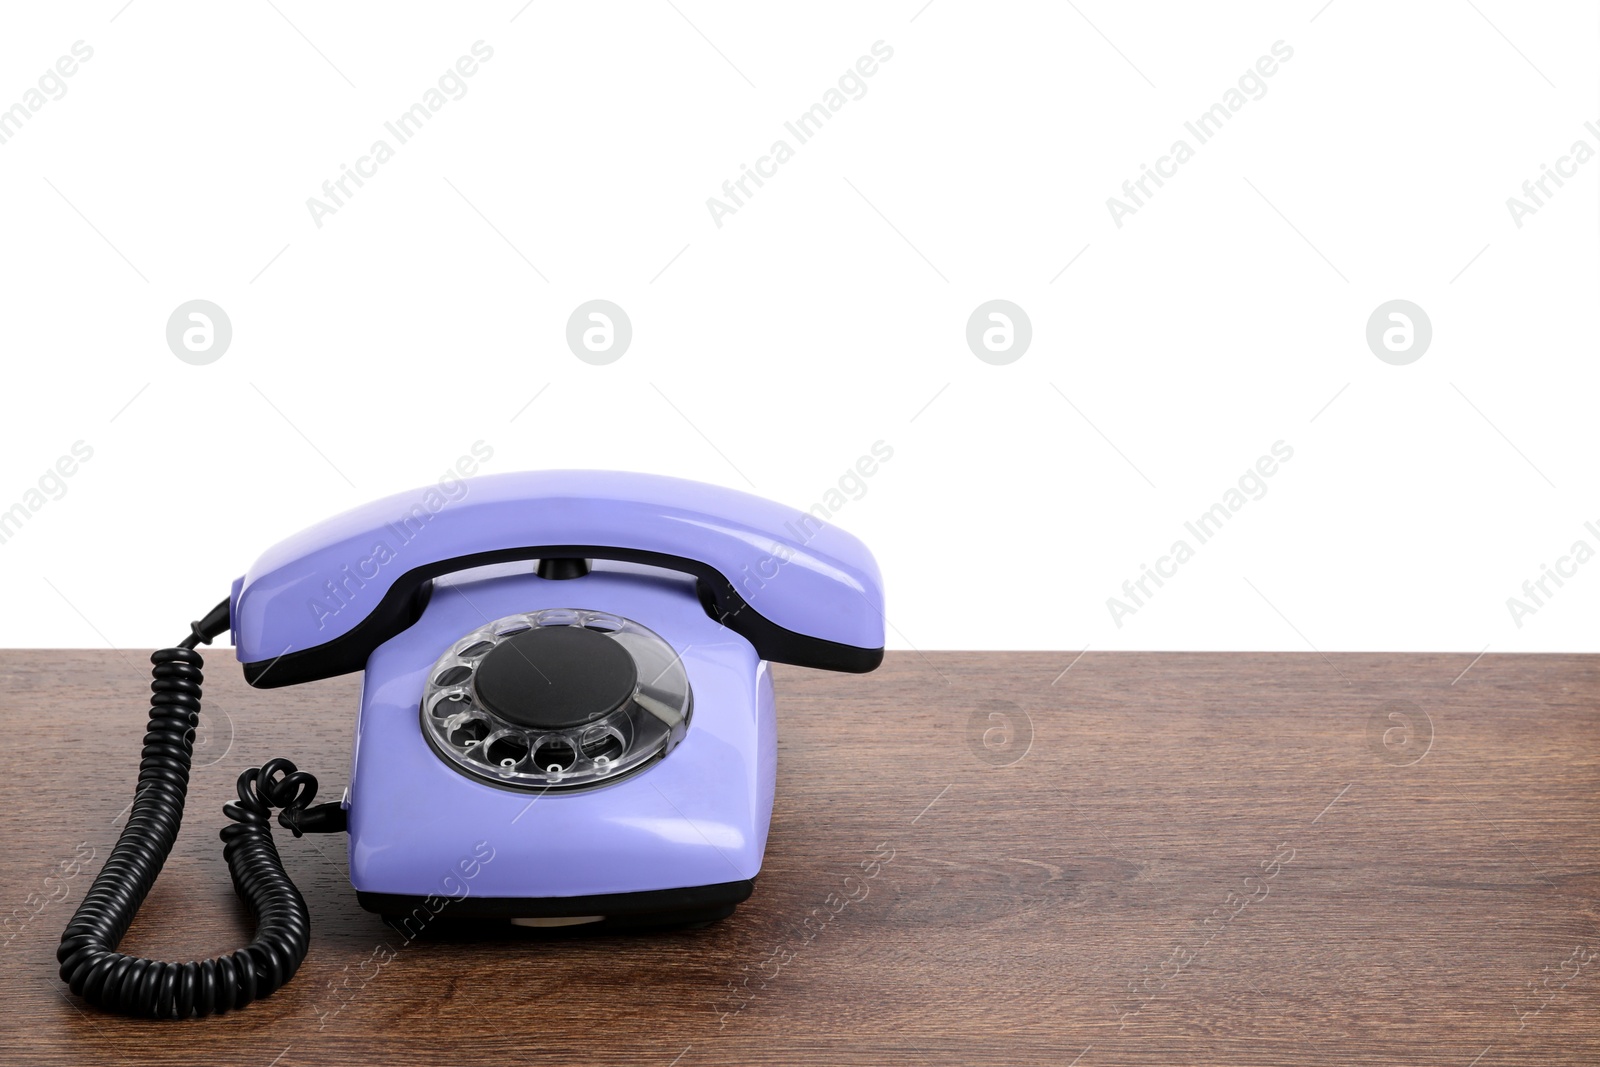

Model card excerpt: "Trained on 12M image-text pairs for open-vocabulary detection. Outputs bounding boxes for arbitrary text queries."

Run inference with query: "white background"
[0,1,1594,655]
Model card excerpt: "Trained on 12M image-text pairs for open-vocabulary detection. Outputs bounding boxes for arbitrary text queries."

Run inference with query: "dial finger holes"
[434,665,472,687]
[539,609,581,627]
[494,615,534,638]
[448,716,490,747]
[482,732,530,774]
[533,738,577,773]
[421,610,691,793]
[430,691,472,719]
[580,726,625,763]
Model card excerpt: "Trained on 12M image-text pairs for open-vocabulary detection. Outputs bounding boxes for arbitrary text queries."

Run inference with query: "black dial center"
[473,626,638,730]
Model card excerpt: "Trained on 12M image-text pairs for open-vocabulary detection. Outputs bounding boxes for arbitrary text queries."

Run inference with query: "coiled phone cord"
[56,600,346,1019]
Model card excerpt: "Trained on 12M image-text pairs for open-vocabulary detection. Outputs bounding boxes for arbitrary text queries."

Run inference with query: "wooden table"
[1,650,1595,1066]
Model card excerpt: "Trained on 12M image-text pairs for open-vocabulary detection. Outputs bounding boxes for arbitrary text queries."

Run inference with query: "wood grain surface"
[0,649,1596,1066]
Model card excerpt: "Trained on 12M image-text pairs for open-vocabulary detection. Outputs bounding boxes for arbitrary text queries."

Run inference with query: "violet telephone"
[56,470,884,1018]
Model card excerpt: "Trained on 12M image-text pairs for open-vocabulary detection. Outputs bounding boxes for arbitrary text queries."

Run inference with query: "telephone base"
[358,878,754,934]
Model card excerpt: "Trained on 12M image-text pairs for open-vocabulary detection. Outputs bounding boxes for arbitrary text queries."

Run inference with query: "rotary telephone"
[57,470,884,1018]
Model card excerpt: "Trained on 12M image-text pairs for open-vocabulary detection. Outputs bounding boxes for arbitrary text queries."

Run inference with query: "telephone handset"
[58,471,884,1019]
[232,468,883,684]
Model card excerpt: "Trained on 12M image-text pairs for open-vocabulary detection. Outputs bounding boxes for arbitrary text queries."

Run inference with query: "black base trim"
[356,878,754,927]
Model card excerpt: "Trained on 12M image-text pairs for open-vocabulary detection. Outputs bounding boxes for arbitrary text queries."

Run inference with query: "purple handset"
[231,469,885,686]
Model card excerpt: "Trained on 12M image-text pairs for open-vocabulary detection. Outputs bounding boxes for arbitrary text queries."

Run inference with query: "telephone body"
[58,470,884,1018]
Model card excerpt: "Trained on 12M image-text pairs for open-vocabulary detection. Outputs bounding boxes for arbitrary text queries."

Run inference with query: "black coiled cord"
[57,603,345,1019]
